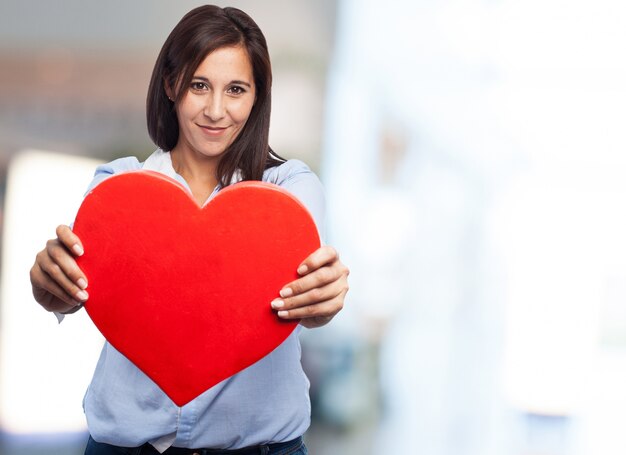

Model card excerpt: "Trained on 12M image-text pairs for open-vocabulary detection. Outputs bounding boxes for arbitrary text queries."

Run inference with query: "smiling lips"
[198,124,228,136]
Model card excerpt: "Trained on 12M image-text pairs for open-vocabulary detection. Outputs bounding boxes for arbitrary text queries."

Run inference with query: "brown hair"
[146,5,284,186]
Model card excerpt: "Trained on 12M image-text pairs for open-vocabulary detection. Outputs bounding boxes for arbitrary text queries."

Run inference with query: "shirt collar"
[143,149,243,205]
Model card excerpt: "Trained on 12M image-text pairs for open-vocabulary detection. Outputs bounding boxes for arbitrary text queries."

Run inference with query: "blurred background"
[1,0,626,454]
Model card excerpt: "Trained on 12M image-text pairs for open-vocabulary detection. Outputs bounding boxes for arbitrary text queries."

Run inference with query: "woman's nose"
[204,93,225,121]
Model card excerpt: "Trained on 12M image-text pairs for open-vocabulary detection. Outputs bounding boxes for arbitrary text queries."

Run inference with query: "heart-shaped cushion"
[73,171,320,406]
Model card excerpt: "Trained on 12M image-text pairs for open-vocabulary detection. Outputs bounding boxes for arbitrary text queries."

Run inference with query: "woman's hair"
[146,5,284,186]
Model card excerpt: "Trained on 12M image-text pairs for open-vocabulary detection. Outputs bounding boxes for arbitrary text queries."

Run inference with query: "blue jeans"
[84,436,308,455]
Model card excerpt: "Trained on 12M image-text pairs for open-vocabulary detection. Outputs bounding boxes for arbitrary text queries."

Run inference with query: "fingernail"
[271,299,284,309]
[279,288,293,298]
[76,290,89,301]
[297,265,308,275]
[278,310,288,318]
[73,244,84,256]
[77,278,88,289]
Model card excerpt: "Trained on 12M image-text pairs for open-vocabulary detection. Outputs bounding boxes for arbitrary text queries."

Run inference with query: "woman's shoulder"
[92,149,171,181]
[261,159,326,231]
[262,159,320,186]
[85,155,146,194]
[94,156,143,176]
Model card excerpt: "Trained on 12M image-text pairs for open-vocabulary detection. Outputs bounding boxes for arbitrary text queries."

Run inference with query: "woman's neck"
[170,148,220,205]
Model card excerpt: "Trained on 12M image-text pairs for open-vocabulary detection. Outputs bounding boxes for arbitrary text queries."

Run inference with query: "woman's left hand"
[271,245,349,328]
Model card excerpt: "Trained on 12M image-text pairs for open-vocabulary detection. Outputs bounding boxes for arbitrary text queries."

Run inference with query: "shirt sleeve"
[265,160,327,243]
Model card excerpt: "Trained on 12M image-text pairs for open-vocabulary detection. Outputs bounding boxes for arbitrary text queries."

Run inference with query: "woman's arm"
[30,224,89,314]
[266,160,349,328]
[30,157,141,315]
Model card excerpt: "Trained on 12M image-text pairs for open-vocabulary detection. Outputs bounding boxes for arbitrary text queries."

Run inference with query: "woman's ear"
[164,82,174,101]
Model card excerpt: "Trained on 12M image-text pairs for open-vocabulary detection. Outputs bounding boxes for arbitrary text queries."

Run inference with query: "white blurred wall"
[322,0,626,453]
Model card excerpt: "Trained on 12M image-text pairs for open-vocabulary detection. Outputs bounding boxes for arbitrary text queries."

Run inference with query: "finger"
[295,245,339,276]
[56,224,84,256]
[272,279,344,311]
[280,261,349,298]
[31,264,82,311]
[46,240,88,290]
[36,260,88,305]
[276,293,345,321]
[35,280,80,311]
[38,252,89,303]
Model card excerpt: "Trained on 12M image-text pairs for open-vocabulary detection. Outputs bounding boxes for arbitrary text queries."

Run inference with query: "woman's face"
[171,45,256,163]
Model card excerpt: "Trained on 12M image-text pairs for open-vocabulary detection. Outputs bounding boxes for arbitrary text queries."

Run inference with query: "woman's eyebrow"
[191,75,252,87]
[230,80,252,87]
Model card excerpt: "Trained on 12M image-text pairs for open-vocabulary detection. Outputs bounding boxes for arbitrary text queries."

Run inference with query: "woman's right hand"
[30,224,89,314]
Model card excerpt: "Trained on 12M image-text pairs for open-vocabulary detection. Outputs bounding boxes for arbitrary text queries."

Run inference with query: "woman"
[29,5,348,454]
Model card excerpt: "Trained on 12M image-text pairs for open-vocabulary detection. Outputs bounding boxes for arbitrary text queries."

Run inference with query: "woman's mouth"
[198,125,228,136]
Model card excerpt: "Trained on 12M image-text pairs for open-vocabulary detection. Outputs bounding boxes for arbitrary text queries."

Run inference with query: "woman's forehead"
[193,46,254,80]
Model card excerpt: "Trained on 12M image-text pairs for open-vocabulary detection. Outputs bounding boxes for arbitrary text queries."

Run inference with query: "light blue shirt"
[81,149,325,452]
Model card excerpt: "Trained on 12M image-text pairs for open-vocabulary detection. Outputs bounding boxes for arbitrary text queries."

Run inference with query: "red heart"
[73,171,320,406]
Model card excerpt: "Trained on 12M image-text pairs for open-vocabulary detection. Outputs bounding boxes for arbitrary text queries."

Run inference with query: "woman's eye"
[190,82,208,91]
[228,86,245,95]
